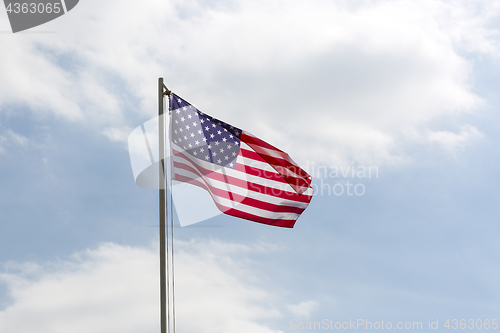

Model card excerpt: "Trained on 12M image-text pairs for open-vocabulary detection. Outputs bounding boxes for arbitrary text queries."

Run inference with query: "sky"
[1,0,500,332]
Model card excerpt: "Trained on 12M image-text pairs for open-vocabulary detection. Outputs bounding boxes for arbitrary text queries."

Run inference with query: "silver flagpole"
[159,78,174,333]
[158,77,167,333]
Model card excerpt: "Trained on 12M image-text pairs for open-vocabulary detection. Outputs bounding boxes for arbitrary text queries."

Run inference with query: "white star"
[179,128,183,132]
[192,122,197,127]
[188,143,193,148]
[205,155,210,160]
[234,141,239,145]
[212,124,216,128]
[215,141,220,146]
[193,151,197,156]
[195,140,200,145]
[190,133,195,137]
[187,114,192,119]
[198,130,202,134]
[217,159,222,164]
[229,163,234,167]
[184,136,187,140]
[229,134,233,139]
[176,109,181,114]
[174,130,177,134]
[205,126,209,131]
[220,148,224,153]
[224,128,227,132]
[208,144,212,149]
[222,137,227,142]
[227,144,232,149]
[186,125,190,130]
[200,148,205,153]
[224,155,229,160]
[232,152,237,156]
[202,137,207,142]
[200,119,205,124]
[210,134,215,139]
[212,152,217,156]
[180,117,185,122]
[175,120,179,124]
[177,98,181,103]
[217,130,222,135]
[177,137,182,142]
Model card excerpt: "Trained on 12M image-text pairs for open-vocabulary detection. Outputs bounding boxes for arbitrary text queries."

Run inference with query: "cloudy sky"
[1,0,500,332]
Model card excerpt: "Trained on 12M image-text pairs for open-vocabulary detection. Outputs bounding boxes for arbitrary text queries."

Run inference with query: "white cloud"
[0,240,284,333]
[102,126,132,143]
[0,0,499,165]
[0,129,29,153]
[427,125,484,151]
[286,300,318,318]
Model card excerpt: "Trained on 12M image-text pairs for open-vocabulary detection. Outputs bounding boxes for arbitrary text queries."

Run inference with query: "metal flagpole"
[158,77,167,333]
[159,77,174,333]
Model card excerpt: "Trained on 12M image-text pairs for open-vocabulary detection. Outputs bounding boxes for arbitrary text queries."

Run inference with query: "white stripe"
[246,145,288,160]
[237,153,278,173]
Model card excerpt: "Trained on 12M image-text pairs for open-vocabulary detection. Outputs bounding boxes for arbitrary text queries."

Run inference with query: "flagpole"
[158,77,167,333]
[159,77,173,333]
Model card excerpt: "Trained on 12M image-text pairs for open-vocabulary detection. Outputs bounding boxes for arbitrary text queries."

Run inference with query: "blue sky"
[1,0,500,332]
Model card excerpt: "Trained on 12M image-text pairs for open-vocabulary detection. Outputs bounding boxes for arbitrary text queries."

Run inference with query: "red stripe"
[240,131,281,151]
[239,147,266,162]
[234,163,289,185]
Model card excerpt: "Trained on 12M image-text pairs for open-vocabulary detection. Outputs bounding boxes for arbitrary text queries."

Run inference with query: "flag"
[169,93,313,228]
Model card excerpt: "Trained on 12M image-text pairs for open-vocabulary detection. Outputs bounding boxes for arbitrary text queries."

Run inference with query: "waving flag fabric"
[169,93,313,228]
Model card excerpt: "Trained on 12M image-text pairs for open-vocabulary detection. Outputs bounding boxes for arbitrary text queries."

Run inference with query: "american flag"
[169,93,313,228]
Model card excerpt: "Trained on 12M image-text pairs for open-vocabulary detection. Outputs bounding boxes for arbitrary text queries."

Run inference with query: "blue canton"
[169,94,242,169]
